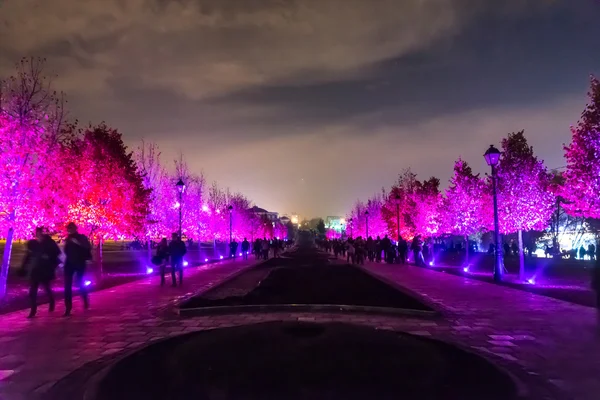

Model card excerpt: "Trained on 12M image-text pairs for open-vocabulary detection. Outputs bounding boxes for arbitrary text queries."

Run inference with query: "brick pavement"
[1,252,597,399]
[360,261,600,400]
[0,256,260,400]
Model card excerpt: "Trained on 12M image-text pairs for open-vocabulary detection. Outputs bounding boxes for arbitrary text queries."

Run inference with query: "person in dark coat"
[168,233,187,286]
[381,235,392,263]
[397,238,408,264]
[155,238,170,286]
[63,222,92,316]
[241,238,250,260]
[21,227,61,318]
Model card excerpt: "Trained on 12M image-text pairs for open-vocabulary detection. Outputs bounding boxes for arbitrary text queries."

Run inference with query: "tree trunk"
[518,229,525,281]
[147,238,152,264]
[0,225,15,298]
[97,237,103,277]
[464,235,469,266]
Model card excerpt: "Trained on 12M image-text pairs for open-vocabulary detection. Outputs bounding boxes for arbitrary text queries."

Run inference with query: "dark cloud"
[0,0,598,218]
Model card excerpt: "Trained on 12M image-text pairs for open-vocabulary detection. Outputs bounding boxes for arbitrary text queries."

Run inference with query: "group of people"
[152,233,188,286]
[20,222,92,318]
[252,238,287,260]
[318,235,430,267]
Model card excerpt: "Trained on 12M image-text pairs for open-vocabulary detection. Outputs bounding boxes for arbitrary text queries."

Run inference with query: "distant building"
[248,206,279,222]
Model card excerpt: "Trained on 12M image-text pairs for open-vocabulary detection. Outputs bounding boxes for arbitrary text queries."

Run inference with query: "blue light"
[183,261,189,267]
[84,280,92,287]
[146,266,154,274]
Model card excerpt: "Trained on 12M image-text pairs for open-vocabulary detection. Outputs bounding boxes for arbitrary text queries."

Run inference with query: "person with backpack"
[63,222,92,316]
[20,227,61,318]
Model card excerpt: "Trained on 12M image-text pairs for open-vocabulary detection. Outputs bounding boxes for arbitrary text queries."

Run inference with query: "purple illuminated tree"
[563,76,600,217]
[135,141,171,241]
[0,58,67,297]
[495,130,554,280]
[382,169,419,240]
[347,193,388,239]
[413,177,443,238]
[563,76,600,265]
[443,159,488,265]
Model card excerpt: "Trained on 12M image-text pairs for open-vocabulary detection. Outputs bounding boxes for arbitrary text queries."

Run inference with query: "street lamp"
[365,210,370,238]
[484,144,504,282]
[393,193,401,243]
[176,178,185,239]
[228,205,233,245]
[349,218,354,239]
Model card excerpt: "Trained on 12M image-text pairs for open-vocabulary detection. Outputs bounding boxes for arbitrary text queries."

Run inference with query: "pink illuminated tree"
[563,76,600,269]
[563,76,600,218]
[348,192,389,239]
[413,177,443,237]
[382,169,419,240]
[63,123,150,242]
[443,159,488,265]
[382,170,441,240]
[494,130,554,280]
[135,141,172,241]
[0,58,68,297]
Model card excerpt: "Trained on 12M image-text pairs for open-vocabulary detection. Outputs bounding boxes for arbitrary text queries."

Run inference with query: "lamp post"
[484,145,504,282]
[365,210,370,238]
[228,205,233,245]
[394,193,401,242]
[349,218,354,239]
[176,179,185,239]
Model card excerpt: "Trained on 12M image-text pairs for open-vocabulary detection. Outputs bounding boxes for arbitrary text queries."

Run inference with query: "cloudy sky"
[1,0,599,219]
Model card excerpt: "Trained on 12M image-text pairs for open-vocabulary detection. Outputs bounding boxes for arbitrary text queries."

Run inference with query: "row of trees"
[346,76,600,279]
[0,58,285,296]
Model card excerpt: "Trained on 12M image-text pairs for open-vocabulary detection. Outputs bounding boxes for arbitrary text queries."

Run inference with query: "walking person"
[21,227,61,318]
[155,238,170,286]
[63,222,92,316]
[262,239,270,260]
[168,233,187,286]
[241,238,250,260]
[346,240,355,264]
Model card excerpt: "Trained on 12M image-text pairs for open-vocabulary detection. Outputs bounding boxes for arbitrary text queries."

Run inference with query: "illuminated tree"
[443,159,488,265]
[382,170,441,240]
[64,123,150,241]
[495,130,554,280]
[348,193,388,239]
[135,140,172,240]
[413,177,443,237]
[0,58,67,297]
[563,76,600,219]
[382,169,419,240]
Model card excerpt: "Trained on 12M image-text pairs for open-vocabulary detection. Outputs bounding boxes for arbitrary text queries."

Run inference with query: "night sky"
[1,1,599,219]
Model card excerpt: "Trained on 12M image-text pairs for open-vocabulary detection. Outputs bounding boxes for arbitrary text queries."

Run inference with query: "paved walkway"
[0,257,260,400]
[1,252,597,399]
[361,261,600,400]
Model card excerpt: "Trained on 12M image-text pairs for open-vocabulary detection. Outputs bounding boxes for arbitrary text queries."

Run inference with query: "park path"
[0,256,260,400]
[360,261,600,400]
[1,248,598,399]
